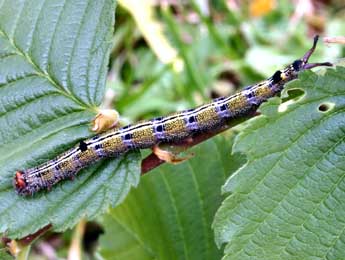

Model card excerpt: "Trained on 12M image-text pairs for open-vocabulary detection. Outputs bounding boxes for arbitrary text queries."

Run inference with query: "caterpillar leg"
[91,109,120,133]
[152,144,194,164]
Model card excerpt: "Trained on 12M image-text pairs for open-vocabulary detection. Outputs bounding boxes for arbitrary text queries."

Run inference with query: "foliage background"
[0,0,344,259]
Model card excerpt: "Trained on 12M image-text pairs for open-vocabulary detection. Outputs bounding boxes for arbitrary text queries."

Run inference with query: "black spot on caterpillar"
[292,60,303,71]
[79,141,88,152]
[272,70,282,84]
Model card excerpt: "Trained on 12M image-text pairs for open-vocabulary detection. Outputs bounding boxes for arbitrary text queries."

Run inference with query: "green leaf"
[213,66,345,259]
[98,213,155,260]
[98,136,246,260]
[0,249,13,260]
[0,0,141,239]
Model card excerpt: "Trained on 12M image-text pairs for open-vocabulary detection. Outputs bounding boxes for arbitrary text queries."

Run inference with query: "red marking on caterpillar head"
[14,171,26,189]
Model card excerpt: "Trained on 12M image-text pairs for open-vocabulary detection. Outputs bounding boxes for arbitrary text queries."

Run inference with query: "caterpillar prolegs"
[14,36,332,196]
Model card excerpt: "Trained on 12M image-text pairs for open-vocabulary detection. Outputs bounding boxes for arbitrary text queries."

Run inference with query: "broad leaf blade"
[0,0,141,239]
[0,248,12,260]
[213,66,345,259]
[99,214,155,260]
[98,136,246,260]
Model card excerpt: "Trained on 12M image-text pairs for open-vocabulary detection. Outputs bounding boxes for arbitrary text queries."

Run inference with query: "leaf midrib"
[0,27,94,111]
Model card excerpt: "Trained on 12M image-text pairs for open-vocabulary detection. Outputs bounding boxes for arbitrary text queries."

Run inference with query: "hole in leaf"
[318,102,334,113]
[281,88,305,102]
[279,88,306,113]
[318,104,329,112]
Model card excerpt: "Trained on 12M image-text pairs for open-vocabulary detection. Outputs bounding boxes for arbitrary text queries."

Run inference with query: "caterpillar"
[14,36,332,196]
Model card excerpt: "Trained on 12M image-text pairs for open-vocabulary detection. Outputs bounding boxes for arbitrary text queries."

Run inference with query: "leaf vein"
[66,0,90,102]
[160,171,189,259]
[231,107,345,257]
[186,160,210,259]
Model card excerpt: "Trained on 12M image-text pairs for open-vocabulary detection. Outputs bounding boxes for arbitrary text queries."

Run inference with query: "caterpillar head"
[292,35,332,73]
[14,171,28,194]
[272,35,332,84]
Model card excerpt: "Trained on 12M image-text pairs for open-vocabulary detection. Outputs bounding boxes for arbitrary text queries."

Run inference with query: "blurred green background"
[108,0,344,123]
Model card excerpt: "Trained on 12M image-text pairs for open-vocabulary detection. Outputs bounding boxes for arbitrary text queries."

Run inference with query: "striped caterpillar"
[14,36,332,196]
